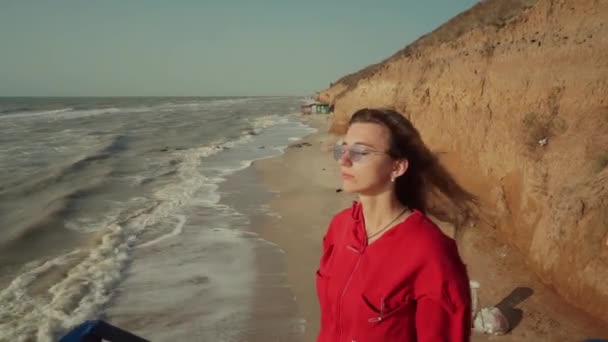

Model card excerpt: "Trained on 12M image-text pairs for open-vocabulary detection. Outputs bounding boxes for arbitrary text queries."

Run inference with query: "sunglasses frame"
[333,144,389,162]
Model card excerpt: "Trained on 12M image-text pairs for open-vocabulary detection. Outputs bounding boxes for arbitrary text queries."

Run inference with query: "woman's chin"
[341,181,359,193]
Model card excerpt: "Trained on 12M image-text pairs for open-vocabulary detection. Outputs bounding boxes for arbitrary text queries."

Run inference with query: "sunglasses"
[333,144,389,162]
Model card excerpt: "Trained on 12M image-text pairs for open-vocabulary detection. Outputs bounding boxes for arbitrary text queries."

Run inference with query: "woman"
[316,108,476,341]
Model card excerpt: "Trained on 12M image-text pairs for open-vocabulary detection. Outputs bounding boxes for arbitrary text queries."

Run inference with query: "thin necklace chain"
[367,207,409,240]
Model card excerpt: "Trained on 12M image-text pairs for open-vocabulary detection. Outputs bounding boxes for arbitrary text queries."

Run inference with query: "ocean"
[0,97,314,341]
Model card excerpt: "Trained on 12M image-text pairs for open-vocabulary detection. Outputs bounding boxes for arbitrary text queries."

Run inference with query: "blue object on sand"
[58,320,149,342]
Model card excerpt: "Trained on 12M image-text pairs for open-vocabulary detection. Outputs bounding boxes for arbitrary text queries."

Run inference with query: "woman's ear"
[393,159,409,180]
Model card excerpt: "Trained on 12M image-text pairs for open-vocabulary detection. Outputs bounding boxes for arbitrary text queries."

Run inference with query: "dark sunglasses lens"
[349,150,362,162]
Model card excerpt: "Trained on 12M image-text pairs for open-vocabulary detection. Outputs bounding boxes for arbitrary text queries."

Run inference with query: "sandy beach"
[253,115,608,341]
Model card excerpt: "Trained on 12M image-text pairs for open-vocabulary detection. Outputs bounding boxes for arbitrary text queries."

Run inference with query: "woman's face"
[336,122,405,195]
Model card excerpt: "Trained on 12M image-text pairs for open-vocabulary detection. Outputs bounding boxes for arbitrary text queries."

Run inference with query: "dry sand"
[253,115,608,341]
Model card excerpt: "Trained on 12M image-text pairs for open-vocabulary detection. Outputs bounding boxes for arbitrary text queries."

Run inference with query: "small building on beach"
[300,100,333,115]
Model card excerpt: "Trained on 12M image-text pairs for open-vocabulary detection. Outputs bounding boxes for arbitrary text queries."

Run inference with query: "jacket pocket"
[361,292,414,323]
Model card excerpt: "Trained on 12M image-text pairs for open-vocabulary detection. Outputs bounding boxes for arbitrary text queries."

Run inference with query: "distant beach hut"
[300,100,333,115]
[314,103,332,114]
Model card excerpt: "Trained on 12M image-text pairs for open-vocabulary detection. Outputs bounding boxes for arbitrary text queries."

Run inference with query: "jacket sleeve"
[319,214,339,271]
[415,283,471,341]
[414,239,472,341]
[322,225,332,252]
[322,211,343,252]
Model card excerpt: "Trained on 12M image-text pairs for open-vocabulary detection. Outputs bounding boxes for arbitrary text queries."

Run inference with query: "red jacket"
[316,202,471,342]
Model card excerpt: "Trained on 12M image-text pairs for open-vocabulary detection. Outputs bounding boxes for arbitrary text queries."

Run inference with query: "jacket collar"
[349,201,367,251]
[351,200,363,222]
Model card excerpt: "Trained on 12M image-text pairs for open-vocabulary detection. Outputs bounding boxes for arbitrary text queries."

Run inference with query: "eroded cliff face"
[321,0,608,321]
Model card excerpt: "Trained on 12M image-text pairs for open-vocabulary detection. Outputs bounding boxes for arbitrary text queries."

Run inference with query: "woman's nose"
[338,150,352,166]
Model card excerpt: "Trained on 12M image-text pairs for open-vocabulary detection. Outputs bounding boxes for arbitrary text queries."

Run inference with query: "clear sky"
[0,0,478,97]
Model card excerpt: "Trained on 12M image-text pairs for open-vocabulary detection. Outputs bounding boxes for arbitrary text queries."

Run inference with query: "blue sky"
[0,1,478,96]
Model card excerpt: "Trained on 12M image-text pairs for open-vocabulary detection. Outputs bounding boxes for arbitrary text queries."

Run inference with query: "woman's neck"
[359,190,406,235]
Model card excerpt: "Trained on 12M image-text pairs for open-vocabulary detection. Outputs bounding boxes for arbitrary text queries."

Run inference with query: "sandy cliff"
[320,0,608,322]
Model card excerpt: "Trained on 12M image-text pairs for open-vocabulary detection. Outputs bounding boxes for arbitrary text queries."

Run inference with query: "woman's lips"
[341,172,354,179]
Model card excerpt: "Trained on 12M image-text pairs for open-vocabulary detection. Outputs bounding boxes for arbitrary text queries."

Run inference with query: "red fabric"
[316,202,471,342]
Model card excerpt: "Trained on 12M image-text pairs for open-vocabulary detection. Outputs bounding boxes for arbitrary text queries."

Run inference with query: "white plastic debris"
[469,280,509,335]
[469,280,480,320]
[473,306,510,335]
[538,138,548,147]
